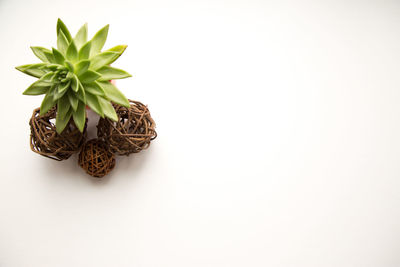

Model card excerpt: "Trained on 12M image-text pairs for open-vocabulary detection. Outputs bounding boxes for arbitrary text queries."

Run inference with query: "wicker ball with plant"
[16,19,157,178]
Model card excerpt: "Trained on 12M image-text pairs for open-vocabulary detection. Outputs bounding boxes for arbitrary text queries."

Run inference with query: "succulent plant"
[16,19,131,133]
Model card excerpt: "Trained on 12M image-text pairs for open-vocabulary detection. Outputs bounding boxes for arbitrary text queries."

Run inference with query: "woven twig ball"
[78,139,116,178]
[97,100,157,156]
[29,107,87,161]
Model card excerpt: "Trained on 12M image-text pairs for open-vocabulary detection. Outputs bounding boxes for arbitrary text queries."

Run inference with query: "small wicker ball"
[78,139,116,178]
[29,107,87,161]
[97,100,157,156]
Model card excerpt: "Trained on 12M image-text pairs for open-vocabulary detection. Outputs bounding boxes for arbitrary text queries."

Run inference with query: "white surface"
[0,0,400,266]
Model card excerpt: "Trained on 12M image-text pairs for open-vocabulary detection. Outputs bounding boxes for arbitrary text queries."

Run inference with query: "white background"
[0,0,400,266]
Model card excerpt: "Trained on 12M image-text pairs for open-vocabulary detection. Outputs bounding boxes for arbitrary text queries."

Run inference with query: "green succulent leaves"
[16,19,132,133]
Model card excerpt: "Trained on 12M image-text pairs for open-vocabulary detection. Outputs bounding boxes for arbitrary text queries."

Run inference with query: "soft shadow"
[39,153,86,182]
[36,133,156,185]
[115,147,154,180]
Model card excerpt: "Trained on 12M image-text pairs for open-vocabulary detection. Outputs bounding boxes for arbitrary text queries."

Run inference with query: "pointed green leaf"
[58,81,70,93]
[104,45,127,63]
[74,60,90,76]
[66,71,74,79]
[53,84,68,100]
[30,46,51,62]
[83,81,105,96]
[67,90,79,111]
[57,30,69,54]
[52,47,65,64]
[23,82,50,95]
[98,81,129,107]
[40,92,56,115]
[106,45,127,54]
[15,63,47,78]
[56,18,72,42]
[51,71,61,82]
[43,64,61,71]
[74,23,88,49]
[90,51,120,70]
[64,60,74,72]
[78,41,91,60]
[72,101,86,132]
[98,97,118,121]
[26,72,55,91]
[43,51,56,63]
[70,74,79,92]
[57,95,71,120]
[77,82,86,102]
[86,92,104,117]
[79,70,101,83]
[57,65,67,71]
[90,24,109,57]
[39,72,57,83]
[56,108,72,134]
[66,40,78,62]
[97,66,132,81]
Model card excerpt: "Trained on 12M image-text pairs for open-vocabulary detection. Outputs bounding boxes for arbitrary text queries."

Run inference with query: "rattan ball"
[78,139,116,178]
[97,100,157,156]
[29,107,87,161]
